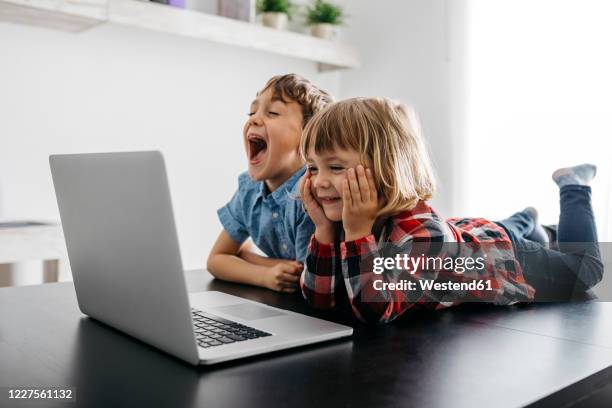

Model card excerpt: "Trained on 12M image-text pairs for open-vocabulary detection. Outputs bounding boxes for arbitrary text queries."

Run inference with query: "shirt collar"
[258,166,306,205]
[397,200,431,218]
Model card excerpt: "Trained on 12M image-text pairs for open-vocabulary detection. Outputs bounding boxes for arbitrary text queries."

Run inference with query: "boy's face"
[244,87,304,191]
[306,145,367,222]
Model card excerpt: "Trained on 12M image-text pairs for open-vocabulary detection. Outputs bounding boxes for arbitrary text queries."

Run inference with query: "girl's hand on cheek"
[300,171,336,244]
[342,166,379,241]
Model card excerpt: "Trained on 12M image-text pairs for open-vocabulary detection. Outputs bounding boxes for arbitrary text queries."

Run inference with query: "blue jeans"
[495,185,604,301]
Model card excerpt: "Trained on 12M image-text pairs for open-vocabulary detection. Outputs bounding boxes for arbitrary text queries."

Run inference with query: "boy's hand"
[262,262,303,293]
[300,171,336,244]
[343,166,379,241]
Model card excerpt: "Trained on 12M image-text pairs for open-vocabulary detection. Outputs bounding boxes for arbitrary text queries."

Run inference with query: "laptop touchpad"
[212,303,286,320]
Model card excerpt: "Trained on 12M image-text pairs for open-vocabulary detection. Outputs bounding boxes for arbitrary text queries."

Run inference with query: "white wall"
[338,0,468,217]
[1,0,464,275]
[338,0,611,241]
[464,0,612,238]
[0,21,340,269]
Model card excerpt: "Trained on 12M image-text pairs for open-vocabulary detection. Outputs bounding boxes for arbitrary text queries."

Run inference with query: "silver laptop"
[49,151,352,365]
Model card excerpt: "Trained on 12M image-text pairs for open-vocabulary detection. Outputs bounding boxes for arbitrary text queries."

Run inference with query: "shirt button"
[272,212,279,218]
[282,244,288,250]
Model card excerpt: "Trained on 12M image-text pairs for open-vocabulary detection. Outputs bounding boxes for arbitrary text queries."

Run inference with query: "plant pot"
[310,23,337,40]
[261,12,288,30]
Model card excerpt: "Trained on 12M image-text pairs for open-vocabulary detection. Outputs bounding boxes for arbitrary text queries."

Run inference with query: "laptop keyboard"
[191,309,272,349]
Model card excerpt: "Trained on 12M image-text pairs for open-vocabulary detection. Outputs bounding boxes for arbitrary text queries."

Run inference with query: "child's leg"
[550,183,603,295]
[557,185,598,244]
[497,209,536,239]
[496,207,548,245]
[553,164,600,260]
[500,165,603,300]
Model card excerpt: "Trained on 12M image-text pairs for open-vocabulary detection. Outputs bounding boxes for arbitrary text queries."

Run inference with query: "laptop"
[49,151,352,365]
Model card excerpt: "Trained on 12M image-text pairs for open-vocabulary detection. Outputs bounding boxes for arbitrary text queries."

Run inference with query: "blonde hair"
[301,97,436,216]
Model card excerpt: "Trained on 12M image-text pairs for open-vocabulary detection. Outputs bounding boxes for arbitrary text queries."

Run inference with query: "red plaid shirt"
[300,200,536,323]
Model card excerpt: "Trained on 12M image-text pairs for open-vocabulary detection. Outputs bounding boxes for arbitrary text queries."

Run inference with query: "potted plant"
[257,0,294,30]
[306,0,344,40]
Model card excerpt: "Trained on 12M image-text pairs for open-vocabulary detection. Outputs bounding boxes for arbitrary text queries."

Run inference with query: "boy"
[207,74,333,293]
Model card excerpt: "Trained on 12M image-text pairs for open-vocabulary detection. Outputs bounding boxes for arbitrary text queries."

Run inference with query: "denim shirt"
[217,167,314,262]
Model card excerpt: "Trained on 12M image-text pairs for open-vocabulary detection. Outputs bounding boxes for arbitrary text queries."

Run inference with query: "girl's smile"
[318,196,341,204]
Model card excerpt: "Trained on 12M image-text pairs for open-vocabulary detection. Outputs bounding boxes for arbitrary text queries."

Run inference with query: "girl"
[299,97,603,324]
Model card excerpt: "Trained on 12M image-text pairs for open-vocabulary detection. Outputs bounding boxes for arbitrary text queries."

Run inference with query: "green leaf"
[256,0,295,18]
[305,0,344,25]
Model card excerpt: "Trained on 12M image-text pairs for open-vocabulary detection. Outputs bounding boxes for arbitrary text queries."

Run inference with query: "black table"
[1,270,612,408]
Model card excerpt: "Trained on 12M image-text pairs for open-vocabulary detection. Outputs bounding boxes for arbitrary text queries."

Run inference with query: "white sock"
[552,164,597,188]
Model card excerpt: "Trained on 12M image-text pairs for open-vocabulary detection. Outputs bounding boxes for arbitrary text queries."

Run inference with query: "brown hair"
[301,97,437,216]
[260,74,334,127]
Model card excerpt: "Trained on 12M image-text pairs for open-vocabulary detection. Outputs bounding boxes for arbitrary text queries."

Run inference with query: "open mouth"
[247,134,268,164]
[318,196,341,205]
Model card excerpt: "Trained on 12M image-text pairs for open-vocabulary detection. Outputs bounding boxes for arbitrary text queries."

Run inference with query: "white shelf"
[0,0,360,71]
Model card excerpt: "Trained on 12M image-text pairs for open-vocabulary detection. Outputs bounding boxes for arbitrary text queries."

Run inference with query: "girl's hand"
[300,171,336,244]
[342,166,379,241]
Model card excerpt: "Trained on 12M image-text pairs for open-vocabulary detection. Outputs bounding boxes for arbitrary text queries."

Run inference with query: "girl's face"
[306,145,369,222]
